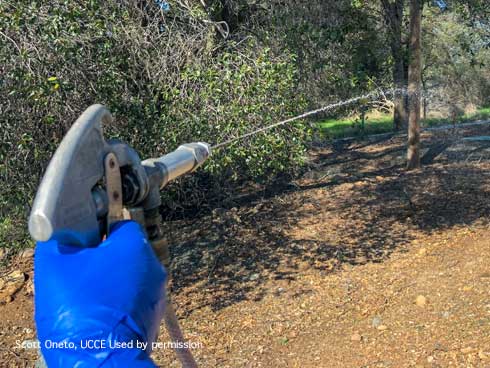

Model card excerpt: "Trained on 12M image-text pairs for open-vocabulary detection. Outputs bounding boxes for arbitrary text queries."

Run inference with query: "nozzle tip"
[196,142,212,158]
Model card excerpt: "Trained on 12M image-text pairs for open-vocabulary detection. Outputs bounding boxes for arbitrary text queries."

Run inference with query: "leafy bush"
[0,0,308,248]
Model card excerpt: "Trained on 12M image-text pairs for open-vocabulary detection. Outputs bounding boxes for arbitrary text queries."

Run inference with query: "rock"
[372,316,383,328]
[0,270,26,303]
[24,279,34,296]
[20,248,35,258]
[351,333,362,342]
[3,295,12,303]
[418,248,428,256]
[249,273,259,281]
[354,180,367,188]
[416,295,427,307]
[427,356,434,363]
[5,270,26,283]
[377,325,387,331]
[441,311,450,319]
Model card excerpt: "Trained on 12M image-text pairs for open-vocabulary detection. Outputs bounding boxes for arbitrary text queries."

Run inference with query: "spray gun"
[29,104,209,367]
[29,104,210,248]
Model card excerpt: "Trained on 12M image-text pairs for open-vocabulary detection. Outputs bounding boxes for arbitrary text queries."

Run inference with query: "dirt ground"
[1,124,490,367]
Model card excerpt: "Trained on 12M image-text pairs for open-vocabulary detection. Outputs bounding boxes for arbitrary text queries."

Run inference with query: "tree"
[381,0,408,131]
[407,0,423,170]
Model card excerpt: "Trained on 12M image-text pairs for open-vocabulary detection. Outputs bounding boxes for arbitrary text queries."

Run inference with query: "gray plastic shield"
[28,105,112,247]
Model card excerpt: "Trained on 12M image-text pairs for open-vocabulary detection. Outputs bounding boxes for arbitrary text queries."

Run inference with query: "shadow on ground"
[165,126,490,314]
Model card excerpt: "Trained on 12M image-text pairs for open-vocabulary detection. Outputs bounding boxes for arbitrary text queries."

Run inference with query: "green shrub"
[0,0,308,248]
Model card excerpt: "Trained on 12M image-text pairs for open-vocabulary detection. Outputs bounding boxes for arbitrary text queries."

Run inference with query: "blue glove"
[34,221,167,367]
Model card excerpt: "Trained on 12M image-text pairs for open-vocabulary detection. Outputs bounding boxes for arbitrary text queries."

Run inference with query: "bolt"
[109,159,115,169]
[113,191,120,200]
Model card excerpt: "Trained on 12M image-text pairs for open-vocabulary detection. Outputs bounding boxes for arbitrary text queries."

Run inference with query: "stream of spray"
[212,88,410,150]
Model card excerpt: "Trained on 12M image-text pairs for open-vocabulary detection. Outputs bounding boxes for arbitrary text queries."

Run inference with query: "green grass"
[318,114,393,139]
[423,107,490,127]
[317,107,490,139]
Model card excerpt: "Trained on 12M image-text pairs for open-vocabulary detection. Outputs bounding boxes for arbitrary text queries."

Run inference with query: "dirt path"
[160,226,490,368]
[1,125,490,367]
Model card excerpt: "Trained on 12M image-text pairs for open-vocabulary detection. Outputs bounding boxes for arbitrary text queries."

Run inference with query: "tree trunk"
[393,48,408,131]
[406,0,423,170]
[381,0,408,131]
[422,76,428,120]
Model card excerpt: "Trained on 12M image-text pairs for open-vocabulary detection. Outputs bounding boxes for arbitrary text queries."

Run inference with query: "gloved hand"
[34,221,167,367]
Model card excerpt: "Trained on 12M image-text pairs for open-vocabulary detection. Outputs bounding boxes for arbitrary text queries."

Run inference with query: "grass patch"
[317,108,490,139]
[318,114,393,139]
[423,107,490,127]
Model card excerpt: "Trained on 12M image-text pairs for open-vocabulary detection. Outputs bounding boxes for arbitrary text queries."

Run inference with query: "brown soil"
[1,125,490,367]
